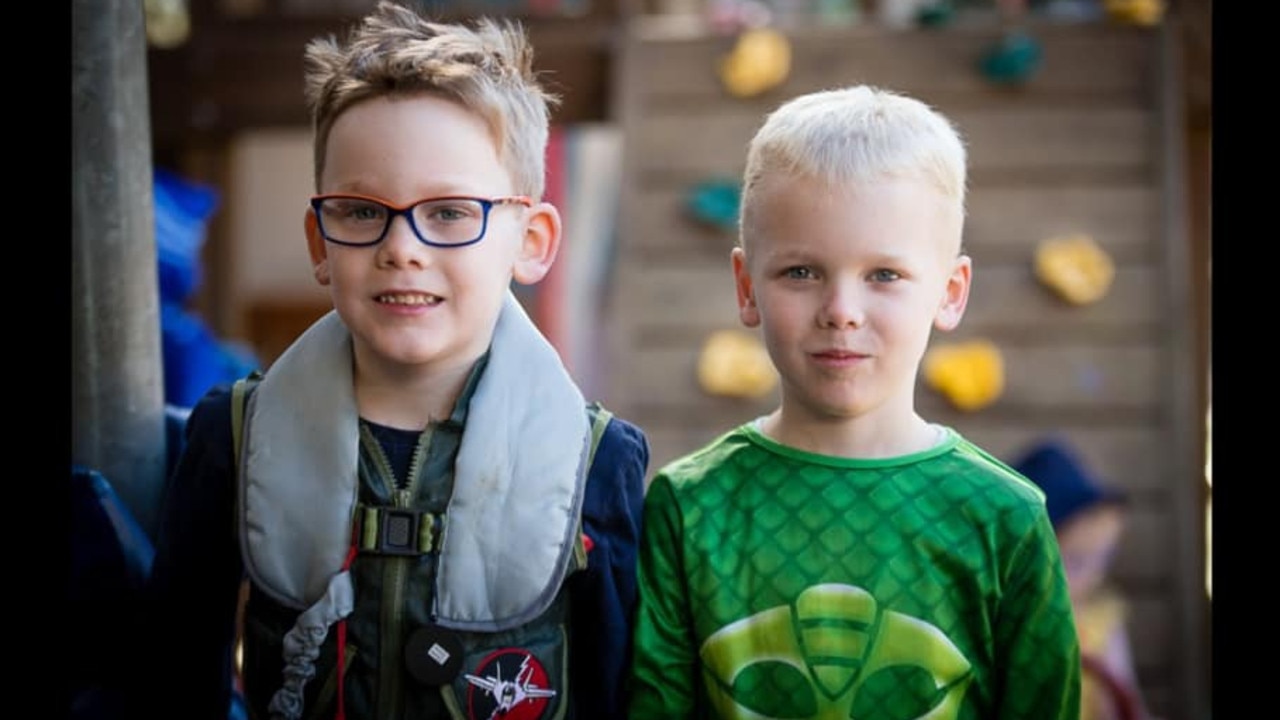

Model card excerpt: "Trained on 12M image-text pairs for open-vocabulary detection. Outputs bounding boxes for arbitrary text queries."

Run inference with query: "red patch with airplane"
[464,648,556,719]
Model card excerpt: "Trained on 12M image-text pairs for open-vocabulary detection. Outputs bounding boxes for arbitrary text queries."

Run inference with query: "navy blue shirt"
[137,380,648,719]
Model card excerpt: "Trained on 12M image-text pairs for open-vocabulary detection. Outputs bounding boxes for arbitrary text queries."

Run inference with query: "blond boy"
[629,85,1080,719]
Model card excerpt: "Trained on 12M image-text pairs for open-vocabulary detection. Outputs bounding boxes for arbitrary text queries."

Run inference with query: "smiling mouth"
[375,293,442,306]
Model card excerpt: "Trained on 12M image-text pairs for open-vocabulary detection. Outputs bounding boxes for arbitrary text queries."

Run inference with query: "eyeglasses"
[310,193,532,248]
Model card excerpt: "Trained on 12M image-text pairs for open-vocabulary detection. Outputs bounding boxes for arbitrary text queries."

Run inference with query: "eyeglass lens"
[317,197,490,246]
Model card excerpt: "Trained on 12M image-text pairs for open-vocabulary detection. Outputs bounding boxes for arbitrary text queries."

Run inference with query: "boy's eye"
[783,266,816,280]
[351,204,385,221]
[326,200,387,223]
[433,207,467,222]
[869,269,902,283]
[421,200,483,224]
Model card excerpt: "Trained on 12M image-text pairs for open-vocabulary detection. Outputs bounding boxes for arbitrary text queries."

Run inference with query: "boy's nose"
[818,283,866,328]
[376,215,429,268]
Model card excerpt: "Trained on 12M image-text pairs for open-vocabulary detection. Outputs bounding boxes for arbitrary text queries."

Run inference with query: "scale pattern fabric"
[629,423,1081,720]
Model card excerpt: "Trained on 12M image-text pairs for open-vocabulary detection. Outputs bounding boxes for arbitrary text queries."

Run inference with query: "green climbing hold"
[917,1,956,28]
[979,31,1043,85]
[686,179,742,233]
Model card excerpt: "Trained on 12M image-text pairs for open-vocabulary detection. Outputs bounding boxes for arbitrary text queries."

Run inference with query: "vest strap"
[355,504,442,556]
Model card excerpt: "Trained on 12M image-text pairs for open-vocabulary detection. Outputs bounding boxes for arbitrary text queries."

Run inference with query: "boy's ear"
[305,208,331,286]
[512,201,562,285]
[934,254,973,332]
[731,247,761,328]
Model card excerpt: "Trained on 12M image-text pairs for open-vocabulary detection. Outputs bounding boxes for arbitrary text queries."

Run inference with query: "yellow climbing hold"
[923,340,1005,412]
[698,329,778,399]
[1035,233,1115,306]
[1103,0,1165,26]
[719,28,791,99]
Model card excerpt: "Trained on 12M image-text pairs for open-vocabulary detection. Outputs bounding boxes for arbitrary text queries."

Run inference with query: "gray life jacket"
[231,291,608,720]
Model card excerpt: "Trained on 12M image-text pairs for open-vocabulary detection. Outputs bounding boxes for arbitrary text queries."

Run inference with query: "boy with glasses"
[138,3,649,718]
[628,85,1081,719]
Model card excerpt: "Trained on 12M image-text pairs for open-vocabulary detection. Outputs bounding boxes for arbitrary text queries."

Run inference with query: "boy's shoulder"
[592,405,645,439]
[939,431,1053,516]
[586,402,650,468]
[183,381,238,443]
[649,423,757,493]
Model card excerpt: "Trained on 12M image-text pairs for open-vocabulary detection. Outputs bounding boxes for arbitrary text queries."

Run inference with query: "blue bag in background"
[154,167,259,412]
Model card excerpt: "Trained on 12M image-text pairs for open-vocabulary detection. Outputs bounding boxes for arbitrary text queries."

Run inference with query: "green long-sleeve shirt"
[629,422,1081,720]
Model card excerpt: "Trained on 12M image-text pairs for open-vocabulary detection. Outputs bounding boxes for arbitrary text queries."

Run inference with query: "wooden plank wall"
[607,17,1206,720]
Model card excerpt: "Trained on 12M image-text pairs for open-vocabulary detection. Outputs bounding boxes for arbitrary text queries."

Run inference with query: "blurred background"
[73,0,1210,718]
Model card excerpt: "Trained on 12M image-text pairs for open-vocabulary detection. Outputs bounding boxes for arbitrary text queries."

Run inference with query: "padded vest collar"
[237,291,590,631]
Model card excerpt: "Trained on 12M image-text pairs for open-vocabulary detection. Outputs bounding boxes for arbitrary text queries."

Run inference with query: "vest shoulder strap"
[584,401,614,470]
[572,401,615,569]
[230,370,265,477]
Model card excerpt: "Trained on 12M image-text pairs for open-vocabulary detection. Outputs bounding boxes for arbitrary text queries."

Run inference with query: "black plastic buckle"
[377,508,423,556]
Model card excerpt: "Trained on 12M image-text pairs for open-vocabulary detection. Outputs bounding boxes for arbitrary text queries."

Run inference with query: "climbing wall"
[605,16,1205,720]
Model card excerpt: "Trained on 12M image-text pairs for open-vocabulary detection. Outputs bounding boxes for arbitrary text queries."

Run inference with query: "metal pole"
[72,0,167,538]
[1157,16,1211,720]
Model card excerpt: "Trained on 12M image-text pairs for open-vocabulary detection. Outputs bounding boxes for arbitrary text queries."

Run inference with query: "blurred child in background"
[1013,438,1162,720]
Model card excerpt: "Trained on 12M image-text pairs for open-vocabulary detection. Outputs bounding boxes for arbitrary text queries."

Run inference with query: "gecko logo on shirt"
[464,648,556,720]
[700,583,973,720]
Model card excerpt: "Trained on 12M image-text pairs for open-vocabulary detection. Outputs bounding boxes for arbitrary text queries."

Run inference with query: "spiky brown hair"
[302,1,559,197]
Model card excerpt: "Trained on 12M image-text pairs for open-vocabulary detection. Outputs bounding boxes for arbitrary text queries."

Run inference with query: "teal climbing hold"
[686,179,742,233]
[979,31,1043,85]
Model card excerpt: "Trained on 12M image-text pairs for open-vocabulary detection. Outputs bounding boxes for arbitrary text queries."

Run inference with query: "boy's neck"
[759,407,941,460]
[353,356,478,432]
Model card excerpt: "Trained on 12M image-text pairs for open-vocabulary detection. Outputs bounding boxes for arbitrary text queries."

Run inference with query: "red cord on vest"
[334,538,359,720]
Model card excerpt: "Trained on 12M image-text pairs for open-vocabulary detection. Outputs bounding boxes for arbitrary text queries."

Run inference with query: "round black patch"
[404,624,465,686]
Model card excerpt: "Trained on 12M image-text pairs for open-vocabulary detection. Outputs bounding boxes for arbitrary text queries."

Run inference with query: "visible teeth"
[377,293,439,305]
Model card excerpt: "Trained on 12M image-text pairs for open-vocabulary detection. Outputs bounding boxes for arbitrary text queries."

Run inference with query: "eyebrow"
[764,247,915,266]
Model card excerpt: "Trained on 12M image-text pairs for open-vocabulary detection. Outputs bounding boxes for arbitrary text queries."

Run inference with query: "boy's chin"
[354,336,463,371]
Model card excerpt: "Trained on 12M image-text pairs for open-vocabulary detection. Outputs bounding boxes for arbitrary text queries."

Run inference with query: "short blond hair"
[740,85,967,243]
[302,1,559,197]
